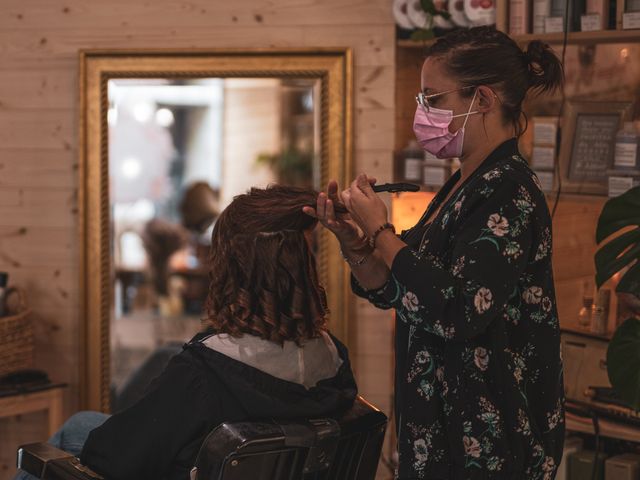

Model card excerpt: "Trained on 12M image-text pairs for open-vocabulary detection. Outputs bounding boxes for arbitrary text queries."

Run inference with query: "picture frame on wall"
[559,100,634,195]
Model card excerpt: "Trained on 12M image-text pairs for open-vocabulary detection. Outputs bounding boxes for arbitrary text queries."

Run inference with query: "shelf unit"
[397,28,640,48]
[566,411,640,443]
[396,0,640,49]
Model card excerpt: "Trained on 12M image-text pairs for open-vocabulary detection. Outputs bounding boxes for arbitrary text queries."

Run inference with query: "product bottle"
[423,150,449,188]
[614,122,639,170]
[578,299,593,329]
[0,272,8,317]
[591,288,611,335]
[578,280,594,329]
[402,140,424,183]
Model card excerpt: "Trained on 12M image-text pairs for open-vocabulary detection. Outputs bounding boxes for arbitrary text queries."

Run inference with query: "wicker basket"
[0,287,33,377]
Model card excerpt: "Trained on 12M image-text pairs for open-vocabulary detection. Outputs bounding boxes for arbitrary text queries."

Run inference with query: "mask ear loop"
[452,88,479,125]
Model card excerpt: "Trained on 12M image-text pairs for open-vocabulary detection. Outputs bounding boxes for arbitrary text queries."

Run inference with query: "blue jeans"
[14,411,110,480]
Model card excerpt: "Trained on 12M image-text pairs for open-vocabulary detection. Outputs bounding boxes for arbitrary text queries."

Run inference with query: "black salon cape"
[80,332,357,480]
[353,139,565,480]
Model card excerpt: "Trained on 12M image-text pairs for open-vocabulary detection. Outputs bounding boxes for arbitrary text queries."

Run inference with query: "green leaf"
[596,186,640,243]
[607,317,640,410]
[618,261,640,296]
[439,11,452,20]
[595,229,640,288]
[420,0,438,15]
[410,29,435,42]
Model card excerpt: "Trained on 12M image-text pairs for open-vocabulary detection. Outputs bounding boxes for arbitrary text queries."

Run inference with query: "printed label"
[581,14,602,31]
[544,16,564,32]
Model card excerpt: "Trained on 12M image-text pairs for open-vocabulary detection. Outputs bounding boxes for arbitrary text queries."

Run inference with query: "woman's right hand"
[303,179,374,249]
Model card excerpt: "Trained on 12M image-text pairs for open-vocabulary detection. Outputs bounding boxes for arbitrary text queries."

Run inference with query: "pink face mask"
[413,89,479,159]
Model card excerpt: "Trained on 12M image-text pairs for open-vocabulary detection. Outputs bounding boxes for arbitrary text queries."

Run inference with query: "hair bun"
[524,40,564,94]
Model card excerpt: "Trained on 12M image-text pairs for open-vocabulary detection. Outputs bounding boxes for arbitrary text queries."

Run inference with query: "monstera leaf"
[595,186,640,293]
[607,317,640,409]
[595,186,640,410]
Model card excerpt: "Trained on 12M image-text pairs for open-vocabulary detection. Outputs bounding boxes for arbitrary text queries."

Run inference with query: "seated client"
[15,185,357,480]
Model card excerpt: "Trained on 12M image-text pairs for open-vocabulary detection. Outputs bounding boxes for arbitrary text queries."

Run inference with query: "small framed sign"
[559,101,633,195]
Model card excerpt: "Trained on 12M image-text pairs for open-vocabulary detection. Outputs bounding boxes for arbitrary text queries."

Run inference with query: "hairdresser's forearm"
[374,229,407,267]
[349,229,407,289]
[349,249,390,291]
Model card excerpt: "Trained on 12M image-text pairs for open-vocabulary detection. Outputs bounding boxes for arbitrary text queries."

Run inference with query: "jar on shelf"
[591,288,611,335]
[399,140,424,183]
[423,150,449,189]
[578,280,594,330]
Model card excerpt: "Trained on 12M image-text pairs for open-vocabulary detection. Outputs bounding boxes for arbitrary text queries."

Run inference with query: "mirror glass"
[108,77,320,411]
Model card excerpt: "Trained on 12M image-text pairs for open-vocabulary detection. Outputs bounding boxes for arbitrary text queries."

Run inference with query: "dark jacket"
[353,139,564,479]
[80,331,357,480]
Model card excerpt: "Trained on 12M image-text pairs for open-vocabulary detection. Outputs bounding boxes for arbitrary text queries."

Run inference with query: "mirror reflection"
[108,77,320,411]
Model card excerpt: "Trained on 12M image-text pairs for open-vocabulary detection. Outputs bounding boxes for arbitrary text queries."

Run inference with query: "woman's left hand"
[341,174,389,238]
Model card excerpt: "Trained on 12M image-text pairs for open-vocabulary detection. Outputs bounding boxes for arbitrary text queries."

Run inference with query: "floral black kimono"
[353,139,564,480]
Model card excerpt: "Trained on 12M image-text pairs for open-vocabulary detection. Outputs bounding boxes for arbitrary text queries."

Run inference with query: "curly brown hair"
[204,184,328,345]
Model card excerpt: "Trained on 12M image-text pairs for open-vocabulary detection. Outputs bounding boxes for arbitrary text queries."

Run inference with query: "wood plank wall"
[0,2,397,478]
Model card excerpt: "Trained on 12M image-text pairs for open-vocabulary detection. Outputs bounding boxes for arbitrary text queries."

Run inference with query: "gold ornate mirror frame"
[78,48,353,412]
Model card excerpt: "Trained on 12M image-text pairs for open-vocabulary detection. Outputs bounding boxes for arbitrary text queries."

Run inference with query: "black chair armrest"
[17,443,104,480]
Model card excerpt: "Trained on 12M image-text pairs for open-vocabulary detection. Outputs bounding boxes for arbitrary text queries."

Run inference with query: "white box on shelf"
[404,157,423,182]
[581,13,602,30]
[605,453,640,480]
[535,170,555,192]
[423,166,447,187]
[532,146,555,169]
[608,176,638,197]
[585,0,608,29]
[533,0,552,32]
[623,11,640,29]
[533,117,558,146]
[509,0,530,34]
[557,437,584,480]
[544,16,565,32]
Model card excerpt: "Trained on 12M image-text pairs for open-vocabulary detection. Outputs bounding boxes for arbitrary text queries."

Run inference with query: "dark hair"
[425,26,564,137]
[204,184,327,345]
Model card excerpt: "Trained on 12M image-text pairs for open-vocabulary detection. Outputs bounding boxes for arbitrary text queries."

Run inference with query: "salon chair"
[17,395,387,480]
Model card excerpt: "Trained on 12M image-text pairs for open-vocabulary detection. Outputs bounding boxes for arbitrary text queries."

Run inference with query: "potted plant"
[255,148,314,187]
[410,0,452,41]
[594,185,640,409]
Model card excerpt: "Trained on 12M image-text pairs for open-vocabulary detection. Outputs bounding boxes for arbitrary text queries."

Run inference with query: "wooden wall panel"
[551,195,610,330]
[0,67,76,110]
[0,2,396,479]
[0,1,392,28]
[0,111,74,150]
[395,46,424,150]
[0,149,76,189]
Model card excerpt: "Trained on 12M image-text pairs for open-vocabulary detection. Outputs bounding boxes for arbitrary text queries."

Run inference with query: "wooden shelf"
[567,411,640,443]
[561,327,613,342]
[397,28,640,48]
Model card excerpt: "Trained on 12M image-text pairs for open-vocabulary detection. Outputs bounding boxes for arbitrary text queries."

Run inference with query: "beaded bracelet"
[369,222,396,249]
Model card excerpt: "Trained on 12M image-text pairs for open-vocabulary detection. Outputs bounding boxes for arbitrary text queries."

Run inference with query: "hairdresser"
[305,26,566,479]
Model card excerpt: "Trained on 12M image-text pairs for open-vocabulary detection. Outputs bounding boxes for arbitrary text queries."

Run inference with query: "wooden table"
[0,384,66,436]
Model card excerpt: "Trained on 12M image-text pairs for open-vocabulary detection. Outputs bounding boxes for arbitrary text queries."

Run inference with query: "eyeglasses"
[415,85,476,111]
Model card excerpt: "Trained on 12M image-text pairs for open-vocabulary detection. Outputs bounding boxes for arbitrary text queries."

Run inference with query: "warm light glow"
[155,108,174,127]
[121,157,142,179]
[391,191,437,231]
[133,103,154,123]
[620,48,629,60]
[107,108,118,126]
